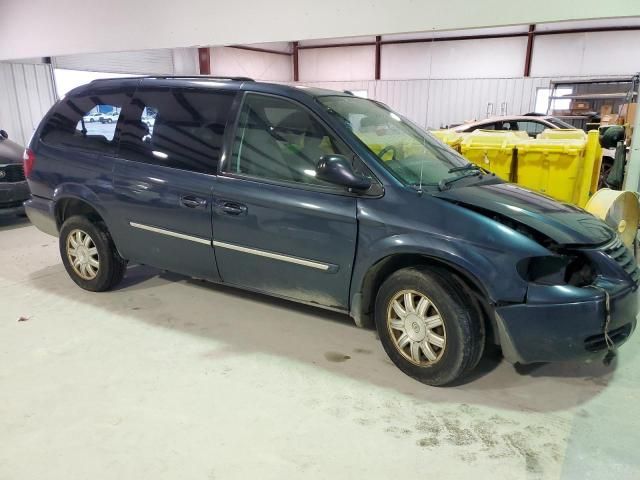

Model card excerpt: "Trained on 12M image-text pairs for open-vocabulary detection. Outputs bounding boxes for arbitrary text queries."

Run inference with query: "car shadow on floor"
[0,215,30,232]
[27,263,619,411]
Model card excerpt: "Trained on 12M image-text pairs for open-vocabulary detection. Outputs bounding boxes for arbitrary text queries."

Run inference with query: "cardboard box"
[601,114,619,126]
[570,100,591,111]
[618,103,637,125]
[600,104,613,116]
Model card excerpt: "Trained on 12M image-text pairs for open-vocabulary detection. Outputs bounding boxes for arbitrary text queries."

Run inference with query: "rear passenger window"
[40,88,132,152]
[118,87,234,174]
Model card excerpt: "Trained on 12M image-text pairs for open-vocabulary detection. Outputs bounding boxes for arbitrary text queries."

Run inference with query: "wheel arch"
[351,252,499,344]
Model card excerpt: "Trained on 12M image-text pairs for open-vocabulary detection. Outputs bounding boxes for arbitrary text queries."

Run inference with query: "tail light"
[23,148,35,178]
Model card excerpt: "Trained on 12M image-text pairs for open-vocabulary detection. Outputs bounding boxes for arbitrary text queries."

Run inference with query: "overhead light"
[152,150,168,160]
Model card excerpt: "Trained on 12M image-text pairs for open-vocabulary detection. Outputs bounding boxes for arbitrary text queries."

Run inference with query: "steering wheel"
[378,145,398,160]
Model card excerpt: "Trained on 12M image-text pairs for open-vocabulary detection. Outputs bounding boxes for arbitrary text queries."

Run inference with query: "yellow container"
[578,129,603,207]
[516,138,587,205]
[431,130,465,151]
[536,128,587,141]
[460,130,528,181]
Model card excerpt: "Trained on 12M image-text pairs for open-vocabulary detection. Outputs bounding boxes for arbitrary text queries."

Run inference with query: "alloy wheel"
[66,229,100,280]
[386,290,446,366]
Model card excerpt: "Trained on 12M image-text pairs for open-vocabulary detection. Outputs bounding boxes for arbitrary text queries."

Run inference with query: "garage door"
[53,49,175,75]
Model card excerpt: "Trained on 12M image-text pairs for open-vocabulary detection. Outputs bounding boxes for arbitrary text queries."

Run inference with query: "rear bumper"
[0,181,29,216]
[24,195,58,236]
[495,282,638,364]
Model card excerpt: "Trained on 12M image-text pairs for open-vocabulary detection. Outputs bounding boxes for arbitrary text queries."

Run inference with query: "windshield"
[546,117,574,129]
[318,95,471,189]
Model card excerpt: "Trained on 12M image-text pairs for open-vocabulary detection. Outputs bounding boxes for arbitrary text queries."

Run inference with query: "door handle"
[218,201,247,216]
[180,195,207,209]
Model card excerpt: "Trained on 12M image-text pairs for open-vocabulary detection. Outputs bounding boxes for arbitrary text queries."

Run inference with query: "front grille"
[584,323,633,352]
[0,164,26,183]
[603,236,640,283]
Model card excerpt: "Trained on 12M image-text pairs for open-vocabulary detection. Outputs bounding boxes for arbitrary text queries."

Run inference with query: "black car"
[0,130,29,216]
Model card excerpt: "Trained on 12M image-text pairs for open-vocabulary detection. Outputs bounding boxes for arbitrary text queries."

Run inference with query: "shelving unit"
[546,76,640,129]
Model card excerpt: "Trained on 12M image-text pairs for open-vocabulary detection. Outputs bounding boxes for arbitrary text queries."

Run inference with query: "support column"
[524,24,535,77]
[198,47,211,75]
[292,41,299,82]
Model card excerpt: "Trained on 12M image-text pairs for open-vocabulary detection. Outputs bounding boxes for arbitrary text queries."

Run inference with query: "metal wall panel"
[296,77,552,129]
[0,62,57,146]
[53,49,175,75]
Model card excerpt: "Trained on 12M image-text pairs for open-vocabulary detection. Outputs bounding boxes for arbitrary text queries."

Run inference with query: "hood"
[0,136,24,164]
[435,183,613,246]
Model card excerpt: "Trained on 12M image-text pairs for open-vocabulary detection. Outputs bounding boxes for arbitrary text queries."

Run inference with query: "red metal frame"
[524,24,535,77]
[198,47,210,75]
[292,41,299,82]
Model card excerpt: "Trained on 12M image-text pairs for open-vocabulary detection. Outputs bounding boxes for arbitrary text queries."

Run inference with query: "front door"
[212,92,361,308]
[111,82,236,280]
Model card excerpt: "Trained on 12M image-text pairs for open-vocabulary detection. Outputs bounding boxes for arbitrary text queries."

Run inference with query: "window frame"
[116,85,238,175]
[219,91,382,197]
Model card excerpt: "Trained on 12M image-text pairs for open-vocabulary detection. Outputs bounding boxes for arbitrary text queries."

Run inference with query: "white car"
[450,114,575,138]
[82,112,104,123]
[99,111,120,124]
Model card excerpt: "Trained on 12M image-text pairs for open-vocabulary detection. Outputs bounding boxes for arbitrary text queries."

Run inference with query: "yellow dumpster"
[460,130,528,182]
[431,130,465,152]
[516,138,587,205]
[536,128,587,141]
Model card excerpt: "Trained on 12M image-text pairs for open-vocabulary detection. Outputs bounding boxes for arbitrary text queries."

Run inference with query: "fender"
[52,183,113,229]
[348,230,548,327]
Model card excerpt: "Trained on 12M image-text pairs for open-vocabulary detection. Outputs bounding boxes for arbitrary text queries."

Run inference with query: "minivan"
[24,77,638,385]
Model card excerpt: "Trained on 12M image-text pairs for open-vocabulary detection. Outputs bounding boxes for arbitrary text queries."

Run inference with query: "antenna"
[418,33,435,193]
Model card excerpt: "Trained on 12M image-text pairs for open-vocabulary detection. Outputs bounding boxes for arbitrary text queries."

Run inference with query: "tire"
[374,267,484,386]
[59,215,127,292]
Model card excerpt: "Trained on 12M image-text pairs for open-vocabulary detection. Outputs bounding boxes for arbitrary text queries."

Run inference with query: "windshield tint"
[318,96,469,188]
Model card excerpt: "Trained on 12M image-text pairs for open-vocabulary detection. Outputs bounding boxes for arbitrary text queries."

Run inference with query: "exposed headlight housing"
[517,253,595,287]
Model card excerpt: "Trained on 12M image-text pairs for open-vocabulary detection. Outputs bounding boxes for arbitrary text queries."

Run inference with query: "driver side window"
[225,93,354,187]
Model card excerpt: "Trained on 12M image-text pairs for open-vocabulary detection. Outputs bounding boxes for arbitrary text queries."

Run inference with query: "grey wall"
[0,62,57,146]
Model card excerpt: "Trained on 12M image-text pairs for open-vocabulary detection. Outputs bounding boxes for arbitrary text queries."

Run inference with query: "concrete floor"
[1,218,639,480]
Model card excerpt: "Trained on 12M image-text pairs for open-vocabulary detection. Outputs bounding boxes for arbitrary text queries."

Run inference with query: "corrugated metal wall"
[298,77,552,129]
[0,62,57,146]
[53,49,175,75]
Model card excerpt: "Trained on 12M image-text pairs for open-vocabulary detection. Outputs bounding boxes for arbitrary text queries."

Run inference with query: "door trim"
[129,221,211,245]
[212,240,333,271]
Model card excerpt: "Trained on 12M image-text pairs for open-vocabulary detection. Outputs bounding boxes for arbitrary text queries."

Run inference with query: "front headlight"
[517,253,595,287]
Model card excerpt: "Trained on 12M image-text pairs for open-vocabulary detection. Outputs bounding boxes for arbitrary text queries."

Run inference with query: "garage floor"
[2,219,639,480]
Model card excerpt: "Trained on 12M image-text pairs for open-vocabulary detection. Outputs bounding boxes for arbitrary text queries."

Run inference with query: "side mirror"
[0,130,7,140]
[316,155,372,191]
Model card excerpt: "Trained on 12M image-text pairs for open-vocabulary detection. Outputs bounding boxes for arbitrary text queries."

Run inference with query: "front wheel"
[59,215,127,292]
[375,267,484,386]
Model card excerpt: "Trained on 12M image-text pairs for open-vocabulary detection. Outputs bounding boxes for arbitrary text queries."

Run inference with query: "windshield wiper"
[438,170,483,191]
[448,163,482,173]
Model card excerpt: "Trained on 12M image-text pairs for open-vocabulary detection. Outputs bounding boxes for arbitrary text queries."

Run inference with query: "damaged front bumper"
[495,278,637,364]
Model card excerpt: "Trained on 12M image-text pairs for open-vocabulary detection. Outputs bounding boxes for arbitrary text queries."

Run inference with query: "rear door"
[111,81,237,280]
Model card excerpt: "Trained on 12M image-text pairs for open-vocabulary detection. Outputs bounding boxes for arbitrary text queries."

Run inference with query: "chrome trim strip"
[212,240,330,271]
[129,222,211,245]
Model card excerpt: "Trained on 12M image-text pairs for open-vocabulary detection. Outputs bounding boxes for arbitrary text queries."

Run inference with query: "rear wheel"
[375,267,484,386]
[59,215,126,291]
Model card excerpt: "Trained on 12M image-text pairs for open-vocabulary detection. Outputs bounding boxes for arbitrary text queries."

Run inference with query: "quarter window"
[118,87,234,174]
[225,93,354,187]
[40,88,132,152]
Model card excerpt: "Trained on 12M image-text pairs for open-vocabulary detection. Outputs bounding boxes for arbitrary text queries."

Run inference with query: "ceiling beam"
[3,0,640,60]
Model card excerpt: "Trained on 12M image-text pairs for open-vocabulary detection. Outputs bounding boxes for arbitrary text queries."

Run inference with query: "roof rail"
[149,75,255,81]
